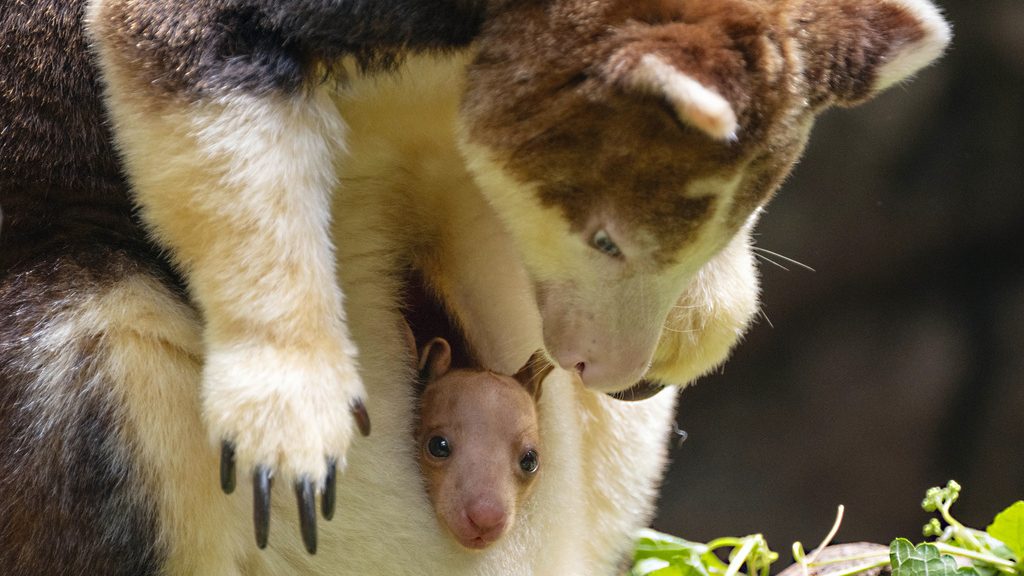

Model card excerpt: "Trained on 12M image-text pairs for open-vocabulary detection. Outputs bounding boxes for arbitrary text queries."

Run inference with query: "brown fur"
[461,0,943,260]
[90,0,486,100]
[795,0,929,106]
[0,0,145,271]
[460,0,784,259]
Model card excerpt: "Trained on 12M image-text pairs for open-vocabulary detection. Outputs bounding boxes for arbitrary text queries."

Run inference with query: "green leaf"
[651,557,709,576]
[634,529,710,562]
[986,501,1024,560]
[647,567,685,576]
[971,564,998,576]
[633,558,672,576]
[892,538,919,567]
[632,529,715,576]
[890,539,979,576]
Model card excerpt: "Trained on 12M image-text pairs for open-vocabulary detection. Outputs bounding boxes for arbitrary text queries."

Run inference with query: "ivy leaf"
[986,501,1024,561]
[891,539,919,567]
[889,539,978,576]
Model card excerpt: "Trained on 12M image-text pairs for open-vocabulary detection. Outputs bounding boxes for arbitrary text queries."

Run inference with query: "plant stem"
[932,543,1018,571]
[803,506,847,568]
[724,538,758,576]
[826,559,891,576]
[707,538,746,551]
[809,553,891,567]
[939,502,985,552]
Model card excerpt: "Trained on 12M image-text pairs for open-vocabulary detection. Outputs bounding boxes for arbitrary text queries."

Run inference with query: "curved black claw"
[253,466,272,549]
[351,400,371,437]
[322,458,337,521]
[609,379,667,402]
[295,477,317,554]
[220,441,236,494]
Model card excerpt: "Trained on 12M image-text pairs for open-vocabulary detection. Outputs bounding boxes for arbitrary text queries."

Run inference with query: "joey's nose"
[457,498,509,550]
[466,499,507,536]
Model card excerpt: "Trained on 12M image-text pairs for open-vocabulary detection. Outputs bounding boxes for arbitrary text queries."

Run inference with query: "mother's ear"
[794,0,951,107]
[513,351,555,401]
[615,52,739,141]
[418,338,452,383]
[596,0,949,138]
[597,0,778,141]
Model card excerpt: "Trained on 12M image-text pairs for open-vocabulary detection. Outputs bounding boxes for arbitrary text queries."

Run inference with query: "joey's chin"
[458,534,496,550]
[449,522,505,551]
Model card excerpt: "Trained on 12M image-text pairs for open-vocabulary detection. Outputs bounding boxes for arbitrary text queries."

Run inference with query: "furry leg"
[87,1,365,517]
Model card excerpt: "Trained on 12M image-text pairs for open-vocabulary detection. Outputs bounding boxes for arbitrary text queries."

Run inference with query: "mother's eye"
[591,229,622,258]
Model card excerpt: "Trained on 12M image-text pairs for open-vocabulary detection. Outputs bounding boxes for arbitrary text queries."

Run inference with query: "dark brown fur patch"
[794,0,930,107]
[403,268,479,371]
[0,0,143,271]
[461,0,795,259]
[461,0,938,262]
[0,248,170,576]
[92,0,487,100]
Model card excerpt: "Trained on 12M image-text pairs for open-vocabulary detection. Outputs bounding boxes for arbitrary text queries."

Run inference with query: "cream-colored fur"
[459,139,755,392]
[87,0,364,484]
[649,218,762,386]
[51,52,676,575]
[44,196,674,576]
[292,53,678,574]
[76,0,951,571]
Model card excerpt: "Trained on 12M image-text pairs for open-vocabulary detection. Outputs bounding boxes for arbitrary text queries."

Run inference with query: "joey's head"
[414,339,552,550]
[458,0,950,392]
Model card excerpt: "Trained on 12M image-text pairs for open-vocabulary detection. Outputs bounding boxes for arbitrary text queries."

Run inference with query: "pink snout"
[550,348,652,393]
[452,498,508,550]
[539,301,659,393]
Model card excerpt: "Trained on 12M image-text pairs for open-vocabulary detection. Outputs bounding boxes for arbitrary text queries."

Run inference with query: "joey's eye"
[591,230,622,258]
[427,436,451,459]
[519,449,539,474]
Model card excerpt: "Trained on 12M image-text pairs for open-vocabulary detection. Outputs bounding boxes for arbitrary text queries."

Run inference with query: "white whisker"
[661,326,699,334]
[752,246,816,272]
[753,251,791,272]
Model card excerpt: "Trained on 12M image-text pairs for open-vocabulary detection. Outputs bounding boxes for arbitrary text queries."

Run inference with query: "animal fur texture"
[0,0,949,574]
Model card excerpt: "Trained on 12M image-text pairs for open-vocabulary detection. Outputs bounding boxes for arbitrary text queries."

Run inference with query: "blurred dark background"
[653,0,1024,562]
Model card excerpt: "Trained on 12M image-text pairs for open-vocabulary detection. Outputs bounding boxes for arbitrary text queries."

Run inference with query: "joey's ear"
[512,351,555,401]
[795,0,951,106]
[418,338,452,382]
